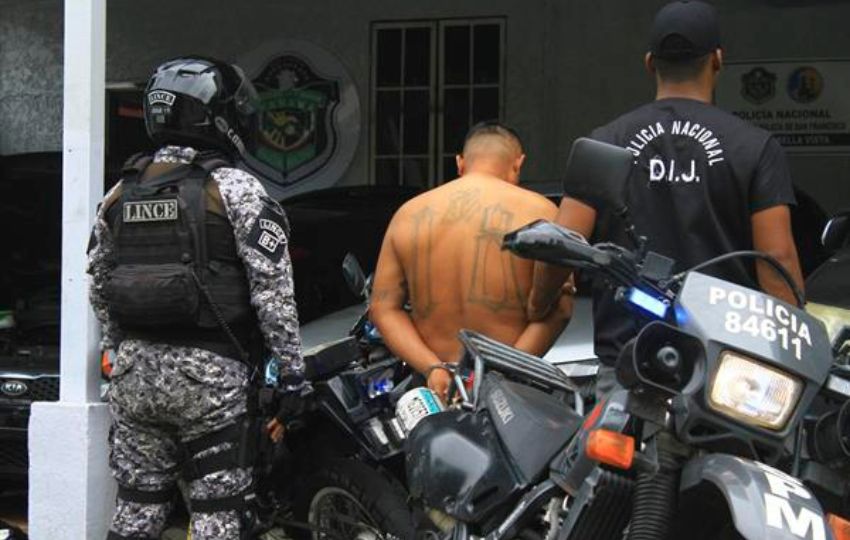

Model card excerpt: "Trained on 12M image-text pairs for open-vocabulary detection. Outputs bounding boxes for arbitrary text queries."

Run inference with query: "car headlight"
[708,351,802,430]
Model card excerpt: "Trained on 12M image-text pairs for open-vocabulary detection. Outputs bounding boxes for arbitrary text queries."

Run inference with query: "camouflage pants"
[107,340,253,540]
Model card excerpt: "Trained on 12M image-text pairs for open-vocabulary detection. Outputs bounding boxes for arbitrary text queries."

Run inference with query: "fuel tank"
[406,374,581,524]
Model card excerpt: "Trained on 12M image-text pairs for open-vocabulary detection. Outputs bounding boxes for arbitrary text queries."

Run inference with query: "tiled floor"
[0,492,292,540]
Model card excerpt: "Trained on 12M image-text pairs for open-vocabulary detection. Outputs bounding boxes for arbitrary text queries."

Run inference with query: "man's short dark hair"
[463,120,524,153]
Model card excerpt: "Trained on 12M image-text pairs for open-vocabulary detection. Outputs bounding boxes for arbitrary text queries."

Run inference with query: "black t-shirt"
[579,98,796,365]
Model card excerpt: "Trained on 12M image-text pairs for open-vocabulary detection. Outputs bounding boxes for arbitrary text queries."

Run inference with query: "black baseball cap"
[649,1,721,60]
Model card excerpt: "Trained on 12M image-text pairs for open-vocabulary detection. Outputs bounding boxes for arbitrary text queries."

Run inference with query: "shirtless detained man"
[370,123,574,401]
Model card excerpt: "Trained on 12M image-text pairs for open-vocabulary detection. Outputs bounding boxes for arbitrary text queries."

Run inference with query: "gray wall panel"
[1,0,849,209]
[0,0,62,155]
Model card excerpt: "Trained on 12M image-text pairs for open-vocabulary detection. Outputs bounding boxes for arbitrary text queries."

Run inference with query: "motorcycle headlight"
[707,351,802,430]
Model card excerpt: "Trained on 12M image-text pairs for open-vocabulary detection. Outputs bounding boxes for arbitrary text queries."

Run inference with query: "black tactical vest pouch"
[106,263,200,327]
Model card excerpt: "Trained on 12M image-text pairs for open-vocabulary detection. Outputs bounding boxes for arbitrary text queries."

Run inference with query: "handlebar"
[503,220,804,309]
[502,220,612,268]
[502,220,643,292]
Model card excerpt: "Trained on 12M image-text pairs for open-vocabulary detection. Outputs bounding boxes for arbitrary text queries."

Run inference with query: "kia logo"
[1,380,28,397]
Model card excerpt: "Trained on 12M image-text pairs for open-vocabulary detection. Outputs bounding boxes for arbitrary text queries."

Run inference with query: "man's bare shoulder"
[507,183,558,215]
[385,189,438,239]
[388,177,555,232]
[464,175,558,217]
[392,190,435,222]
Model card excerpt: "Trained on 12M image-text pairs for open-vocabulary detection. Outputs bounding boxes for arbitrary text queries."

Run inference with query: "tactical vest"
[104,152,256,360]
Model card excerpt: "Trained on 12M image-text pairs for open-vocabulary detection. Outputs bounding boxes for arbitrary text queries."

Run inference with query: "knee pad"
[184,417,261,533]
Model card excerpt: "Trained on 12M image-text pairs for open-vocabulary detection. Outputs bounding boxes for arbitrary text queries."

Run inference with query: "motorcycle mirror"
[562,137,633,211]
[822,212,850,251]
[342,253,367,299]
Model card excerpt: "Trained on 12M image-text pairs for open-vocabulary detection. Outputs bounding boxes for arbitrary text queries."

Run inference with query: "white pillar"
[56,0,107,405]
[28,1,115,539]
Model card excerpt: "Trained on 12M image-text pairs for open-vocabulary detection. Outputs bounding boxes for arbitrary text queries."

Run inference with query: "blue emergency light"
[627,288,669,319]
[366,377,394,399]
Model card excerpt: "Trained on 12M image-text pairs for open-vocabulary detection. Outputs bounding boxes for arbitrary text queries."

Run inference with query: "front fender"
[681,454,833,540]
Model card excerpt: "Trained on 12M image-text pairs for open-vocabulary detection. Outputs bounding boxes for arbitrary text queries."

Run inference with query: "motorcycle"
[265,253,419,539]
[405,138,850,540]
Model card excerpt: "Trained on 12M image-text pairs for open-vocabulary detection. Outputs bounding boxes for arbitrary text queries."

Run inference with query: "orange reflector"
[101,350,113,378]
[582,400,605,430]
[586,429,635,470]
[829,514,850,540]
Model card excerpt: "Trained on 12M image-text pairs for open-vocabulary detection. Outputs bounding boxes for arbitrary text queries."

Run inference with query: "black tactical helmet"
[144,57,259,158]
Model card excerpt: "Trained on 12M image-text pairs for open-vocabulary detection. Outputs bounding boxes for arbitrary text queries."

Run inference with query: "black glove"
[274,388,308,423]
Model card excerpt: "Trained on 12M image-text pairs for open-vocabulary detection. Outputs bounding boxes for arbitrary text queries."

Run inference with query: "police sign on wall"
[717,60,850,154]
[240,40,361,196]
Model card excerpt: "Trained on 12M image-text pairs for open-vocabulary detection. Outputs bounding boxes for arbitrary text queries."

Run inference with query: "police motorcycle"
[405,138,849,540]
[265,254,420,540]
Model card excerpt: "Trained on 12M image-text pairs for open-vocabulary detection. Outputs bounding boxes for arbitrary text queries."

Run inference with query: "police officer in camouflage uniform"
[88,57,305,540]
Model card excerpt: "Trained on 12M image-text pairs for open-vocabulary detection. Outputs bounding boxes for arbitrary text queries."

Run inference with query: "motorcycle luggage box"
[481,374,581,484]
[407,408,524,524]
[303,336,359,381]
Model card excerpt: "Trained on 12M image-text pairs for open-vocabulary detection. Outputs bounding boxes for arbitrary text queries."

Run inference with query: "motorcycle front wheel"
[293,458,415,540]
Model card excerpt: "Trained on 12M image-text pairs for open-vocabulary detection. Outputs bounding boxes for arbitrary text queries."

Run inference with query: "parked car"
[0,153,63,486]
[283,184,421,323]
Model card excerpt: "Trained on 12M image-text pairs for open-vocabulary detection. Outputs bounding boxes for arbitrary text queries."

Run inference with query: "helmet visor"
[229,65,259,116]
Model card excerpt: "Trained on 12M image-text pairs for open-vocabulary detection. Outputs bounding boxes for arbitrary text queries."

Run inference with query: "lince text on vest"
[123,200,179,223]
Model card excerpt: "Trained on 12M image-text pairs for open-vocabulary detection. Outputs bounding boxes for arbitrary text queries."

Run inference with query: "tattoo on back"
[442,188,482,224]
[410,206,436,319]
[468,203,526,312]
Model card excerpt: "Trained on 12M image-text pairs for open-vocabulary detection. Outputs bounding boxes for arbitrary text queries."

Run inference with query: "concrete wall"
[103,0,561,186]
[0,0,62,155]
[2,0,850,210]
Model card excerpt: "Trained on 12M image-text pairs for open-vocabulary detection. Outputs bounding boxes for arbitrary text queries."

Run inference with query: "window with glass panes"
[371,19,505,187]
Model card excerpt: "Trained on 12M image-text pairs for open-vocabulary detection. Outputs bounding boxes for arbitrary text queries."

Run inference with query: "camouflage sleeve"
[213,167,305,388]
[86,184,123,350]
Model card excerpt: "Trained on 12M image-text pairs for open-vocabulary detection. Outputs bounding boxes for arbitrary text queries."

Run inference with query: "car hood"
[299,298,596,363]
[0,345,60,377]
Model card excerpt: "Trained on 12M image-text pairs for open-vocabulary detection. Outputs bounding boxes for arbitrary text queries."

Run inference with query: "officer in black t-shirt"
[528,0,804,382]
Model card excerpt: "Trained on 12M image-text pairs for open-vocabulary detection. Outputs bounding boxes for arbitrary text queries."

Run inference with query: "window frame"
[370,20,437,188]
[369,17,506,187]
[436,18,506,183]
